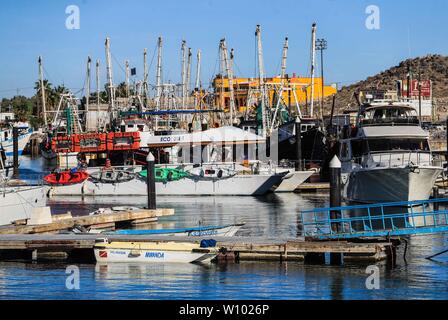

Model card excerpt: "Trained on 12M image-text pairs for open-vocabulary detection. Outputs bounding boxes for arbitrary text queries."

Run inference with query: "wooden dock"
[0,208,175,235]
[0,234,395,264]
[297,182,330,192]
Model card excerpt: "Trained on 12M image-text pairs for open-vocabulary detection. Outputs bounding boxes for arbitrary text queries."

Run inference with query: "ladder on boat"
[300,198,448,240]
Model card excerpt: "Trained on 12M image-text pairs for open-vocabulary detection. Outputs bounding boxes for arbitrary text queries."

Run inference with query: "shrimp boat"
[94,238,219,264]
[339,101,444,203]
[108,223,245,237]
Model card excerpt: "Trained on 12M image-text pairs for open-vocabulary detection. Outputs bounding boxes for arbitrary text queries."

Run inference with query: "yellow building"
[213,76,337,113]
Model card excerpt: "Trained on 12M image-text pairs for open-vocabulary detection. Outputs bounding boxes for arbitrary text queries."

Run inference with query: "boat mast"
[181,40,187,110]
[221,39,236,125]
[143,48,148,107]
[155,37,163,110]
[186,48,192,108]
[96,59,101,129]
[105,37,115,124]
[86,56,91,114]
[310,23,317,118]
[256,25,267,138]
[194,49,201,109]
[38,56,48,127]
[281,37,289,84]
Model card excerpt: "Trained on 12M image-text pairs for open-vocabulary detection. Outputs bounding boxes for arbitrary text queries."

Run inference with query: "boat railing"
[355,151,444,168]
[359,117,420,127]
[300,198,448,239]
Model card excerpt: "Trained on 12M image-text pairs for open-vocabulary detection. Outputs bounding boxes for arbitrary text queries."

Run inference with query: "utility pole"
[316,38,327,121]
[310,23,317,118]
[125,60,130,99]
[38,56,47,126]
[156,37,163,110]
[256,25,267,138]
[105,37,115,120]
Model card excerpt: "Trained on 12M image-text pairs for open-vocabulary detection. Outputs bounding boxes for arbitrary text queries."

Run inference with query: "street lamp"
[315,39,328,117]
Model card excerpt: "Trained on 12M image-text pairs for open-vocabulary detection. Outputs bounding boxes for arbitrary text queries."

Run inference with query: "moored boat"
[339,101,443,203]
[108,223,245,237]
[94,238,219,264]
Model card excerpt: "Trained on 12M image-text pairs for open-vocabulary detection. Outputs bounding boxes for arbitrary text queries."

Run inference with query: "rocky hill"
[324,54,448,120]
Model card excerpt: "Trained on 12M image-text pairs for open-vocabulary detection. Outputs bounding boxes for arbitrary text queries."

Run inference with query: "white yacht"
[339,101,443,203]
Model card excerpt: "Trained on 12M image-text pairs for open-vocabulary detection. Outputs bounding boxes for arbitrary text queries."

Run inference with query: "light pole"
[316,39,327,120]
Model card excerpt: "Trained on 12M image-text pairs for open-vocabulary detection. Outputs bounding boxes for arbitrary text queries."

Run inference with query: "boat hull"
[94,248,216,263]
[343,166,442,204]
[274,171,314,192]
[0,185,47,226]
[1,130,32,157]
[49,173,284,196]
[111,224,244,237]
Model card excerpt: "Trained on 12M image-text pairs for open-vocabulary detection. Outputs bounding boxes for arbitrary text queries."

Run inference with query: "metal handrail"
[300,198,448,238]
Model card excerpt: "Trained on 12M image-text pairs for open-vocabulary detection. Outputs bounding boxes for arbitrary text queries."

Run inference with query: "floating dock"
[0,208,175,235]
[0,234,396,264]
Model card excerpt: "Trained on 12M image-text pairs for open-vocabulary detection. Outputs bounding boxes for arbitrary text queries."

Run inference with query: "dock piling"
[12,127,19,178]
[329,155,343,265]
[295,117,302,171]
[433,186,440,211]
[146,152,156,210]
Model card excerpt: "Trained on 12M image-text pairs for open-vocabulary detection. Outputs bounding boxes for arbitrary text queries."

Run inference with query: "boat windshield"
[351,138,430,157]
[359,107,419,126]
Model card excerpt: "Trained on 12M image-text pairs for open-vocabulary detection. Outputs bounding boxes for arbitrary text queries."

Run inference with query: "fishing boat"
[43,169,89,186]
[90,169,135,184]
[108,223,245,237]
[0,147,13,179]
[94,238,219,264]
[0,123,33,157]
[339,101,444,203]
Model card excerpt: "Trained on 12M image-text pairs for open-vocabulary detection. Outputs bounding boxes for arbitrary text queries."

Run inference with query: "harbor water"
[0,157,447,300]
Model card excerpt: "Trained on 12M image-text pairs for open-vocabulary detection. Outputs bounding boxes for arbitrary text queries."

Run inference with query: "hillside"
[324,54,448,120]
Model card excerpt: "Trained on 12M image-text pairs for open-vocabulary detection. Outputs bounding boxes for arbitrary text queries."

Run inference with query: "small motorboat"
[94,238,219,264]
[107,223,245,237]
[43,169,89,186]
[90,169,135,184]
[139,167,189,183]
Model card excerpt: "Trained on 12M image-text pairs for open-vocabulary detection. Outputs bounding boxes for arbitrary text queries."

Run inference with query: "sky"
[0,0,447,99]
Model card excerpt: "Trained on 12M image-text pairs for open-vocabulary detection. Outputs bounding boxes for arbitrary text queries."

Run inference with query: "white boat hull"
[0,185,47,226]
[274,171,314,192]
[49,173,284,196]
[94,248,216,264]
[1,131,32,157]
[343,166,442,203]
